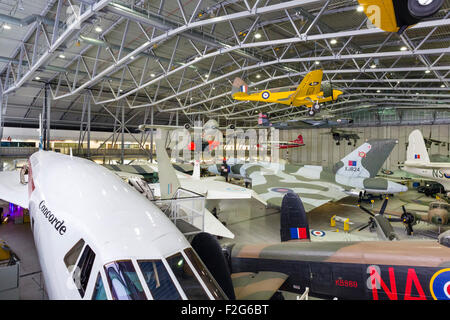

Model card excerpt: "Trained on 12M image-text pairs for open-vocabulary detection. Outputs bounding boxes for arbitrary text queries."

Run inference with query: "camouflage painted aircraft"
[231,70,343,116]
[208,139,407,211]
[388,194,450,234]
[219,192,450,300]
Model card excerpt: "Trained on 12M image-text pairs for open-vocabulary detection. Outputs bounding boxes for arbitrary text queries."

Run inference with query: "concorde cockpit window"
[64,239,85,269]
[137,260,182,300]
[91,272,107,300]
[104,260,147,300]
[166,252,210,300]
[76,245,96,297]
[183,248,227,300]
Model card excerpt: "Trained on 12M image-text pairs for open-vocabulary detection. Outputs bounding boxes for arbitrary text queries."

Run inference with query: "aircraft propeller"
[357,198,398,241]
[400,205,415,235]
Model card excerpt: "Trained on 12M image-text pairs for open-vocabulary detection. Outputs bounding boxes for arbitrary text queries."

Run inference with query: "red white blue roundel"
[311,230,326,237]
[270,187,294,194]
[430,268,450,300]
[262,91,270,99]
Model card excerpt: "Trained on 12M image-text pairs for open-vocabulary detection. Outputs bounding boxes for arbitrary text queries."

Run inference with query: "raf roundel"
[270,187,294,194]
[430,268,450,300]
[311,230,326,237]
[261,91,270,99]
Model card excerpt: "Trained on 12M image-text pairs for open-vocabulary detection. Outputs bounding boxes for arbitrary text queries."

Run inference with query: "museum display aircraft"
[208,139,408,210]
[402,129,450,195]
[215,192,450,300]
[389,194,450,234]
[322,128,361,146]
[231,70,343,116]
[257,134,305,150]
[0,150,229,300]
[358,0,444,34]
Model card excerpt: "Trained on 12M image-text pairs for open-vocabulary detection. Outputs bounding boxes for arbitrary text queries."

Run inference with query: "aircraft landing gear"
[408,0,444,19]
[313,101,320,111]
[308,108,316,116]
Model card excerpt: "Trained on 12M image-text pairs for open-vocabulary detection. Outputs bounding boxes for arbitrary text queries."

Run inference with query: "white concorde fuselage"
[26,151,223,299]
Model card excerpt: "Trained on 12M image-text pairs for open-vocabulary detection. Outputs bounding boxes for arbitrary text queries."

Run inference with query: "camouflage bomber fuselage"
[228,240,450,300]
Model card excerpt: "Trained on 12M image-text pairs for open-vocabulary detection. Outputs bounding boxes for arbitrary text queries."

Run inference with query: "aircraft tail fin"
[155,129,181,198]
[280,192,310,242]
[293,134,304,145]
[192,160,201,180]
[231,77,249,96]
[406,129,430,164]
[333,139,398,178]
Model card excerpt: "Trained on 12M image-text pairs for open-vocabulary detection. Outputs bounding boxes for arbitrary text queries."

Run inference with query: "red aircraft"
[257,134,305,150]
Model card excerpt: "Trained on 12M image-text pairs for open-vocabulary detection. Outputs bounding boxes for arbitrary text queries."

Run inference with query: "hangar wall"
[279,125,450,170]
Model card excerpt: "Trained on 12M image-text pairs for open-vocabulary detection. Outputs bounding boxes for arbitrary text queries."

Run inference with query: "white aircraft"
[403,129,450,195]
[0,150,227,300]
[116,130,268,239]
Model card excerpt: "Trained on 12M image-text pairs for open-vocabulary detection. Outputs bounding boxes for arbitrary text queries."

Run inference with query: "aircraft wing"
[231,272,288,300]
[180,177,267,206]
[0,171,29,209]
[403,161,450,169]
[292,69,323,101]
[248,168,348,211]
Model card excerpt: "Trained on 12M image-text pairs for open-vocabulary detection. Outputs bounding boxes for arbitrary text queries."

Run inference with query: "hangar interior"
[0,0,449,301]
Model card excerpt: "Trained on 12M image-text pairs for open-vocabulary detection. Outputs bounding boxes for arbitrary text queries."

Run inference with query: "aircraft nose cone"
[388,181,408,193]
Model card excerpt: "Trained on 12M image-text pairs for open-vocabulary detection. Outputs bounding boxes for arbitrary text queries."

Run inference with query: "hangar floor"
[1,189,447,300]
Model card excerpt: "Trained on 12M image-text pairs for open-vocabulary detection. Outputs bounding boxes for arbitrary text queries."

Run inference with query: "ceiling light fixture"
[357,5,364,12]
[3,24,11,30]
[330,39,337,45]
[95,26,102,33]
[254,33,262,39]
[400,46,407,51]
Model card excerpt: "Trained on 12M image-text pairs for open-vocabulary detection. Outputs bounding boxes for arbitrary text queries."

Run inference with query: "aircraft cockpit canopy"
[99,248,226,300]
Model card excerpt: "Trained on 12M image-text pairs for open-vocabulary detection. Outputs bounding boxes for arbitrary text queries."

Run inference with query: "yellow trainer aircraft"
[231,69,343,117]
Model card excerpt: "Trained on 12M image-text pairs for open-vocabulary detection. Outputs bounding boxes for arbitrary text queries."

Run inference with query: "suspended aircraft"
[322,128,361,146]
[358,0,444,34]
[231,70,343,116]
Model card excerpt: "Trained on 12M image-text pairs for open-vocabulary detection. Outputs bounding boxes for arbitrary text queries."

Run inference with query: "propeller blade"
[388,217,403,222]
[379,198,388,215]
[358,223,370,231]
[358,205,375,217]
[402,205,407,214]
